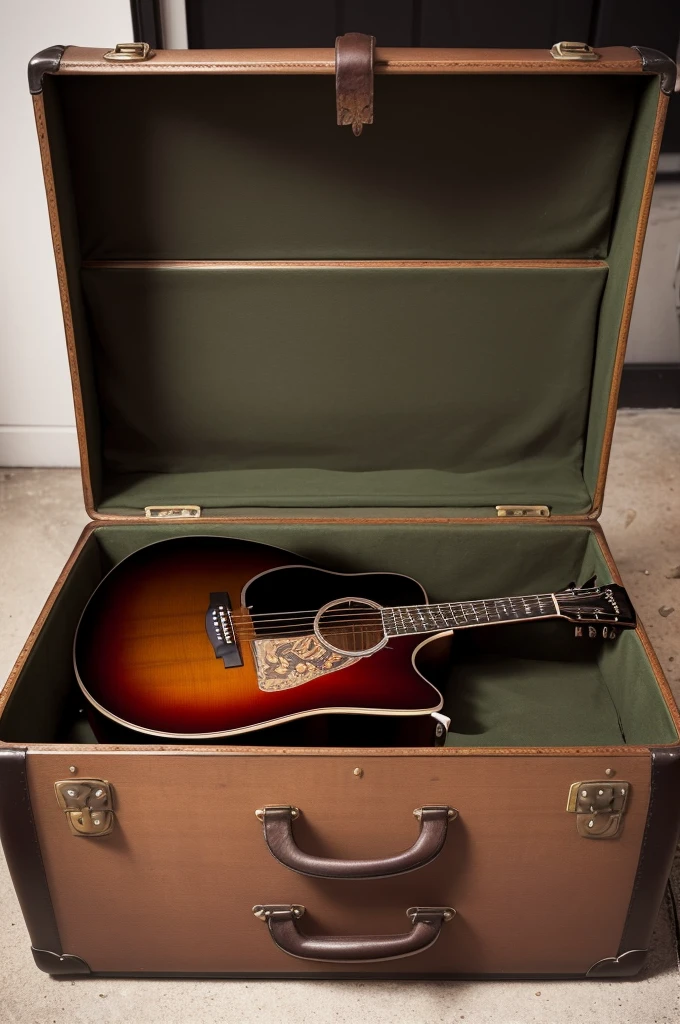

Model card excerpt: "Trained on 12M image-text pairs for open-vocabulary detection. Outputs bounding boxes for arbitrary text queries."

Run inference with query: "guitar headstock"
[555,580,636,635]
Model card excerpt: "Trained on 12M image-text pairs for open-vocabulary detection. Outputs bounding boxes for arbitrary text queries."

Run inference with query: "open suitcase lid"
[30,40,675,522]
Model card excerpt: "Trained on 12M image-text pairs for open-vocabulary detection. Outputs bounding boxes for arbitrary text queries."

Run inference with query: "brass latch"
[567,781,629,839]
[55,780,114,837]
[255,805,300,821]
[496,505,551,518]
[551,41,600,62]
[104,42,155,62]
[144,505,202,519]
[253,904,305,920]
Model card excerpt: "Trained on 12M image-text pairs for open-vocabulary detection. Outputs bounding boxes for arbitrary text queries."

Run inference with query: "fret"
[435,606,452,629]
[382,593,559,637]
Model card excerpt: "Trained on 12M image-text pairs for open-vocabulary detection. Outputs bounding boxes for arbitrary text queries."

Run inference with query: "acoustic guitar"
[74,536,636,740]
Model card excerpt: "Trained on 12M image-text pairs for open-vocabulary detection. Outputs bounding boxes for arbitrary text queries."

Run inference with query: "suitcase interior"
[1,520,677,750]
[2,55,677,750]
[40,64,659,518]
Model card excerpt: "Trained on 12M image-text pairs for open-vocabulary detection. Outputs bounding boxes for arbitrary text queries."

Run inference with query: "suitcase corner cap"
[31,947,91,975]
[28,46,66,95]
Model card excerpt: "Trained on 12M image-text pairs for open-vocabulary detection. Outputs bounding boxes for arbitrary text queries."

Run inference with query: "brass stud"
[68,766,77,774]
[353,767,363,778]
[605,768,615,776]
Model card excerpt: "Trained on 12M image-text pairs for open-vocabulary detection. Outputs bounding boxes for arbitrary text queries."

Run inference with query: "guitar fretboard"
[381,593,558,637]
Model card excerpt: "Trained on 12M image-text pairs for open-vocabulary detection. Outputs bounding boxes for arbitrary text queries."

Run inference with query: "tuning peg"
[581,575,598,590]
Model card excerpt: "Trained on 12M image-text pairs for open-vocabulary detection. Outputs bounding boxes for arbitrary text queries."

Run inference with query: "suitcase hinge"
[103,42,155,62]
[550,42,600,62]
[566,781,629,838]
[145,504,202,519]
[55,779,114,837]
[496,505,551,518]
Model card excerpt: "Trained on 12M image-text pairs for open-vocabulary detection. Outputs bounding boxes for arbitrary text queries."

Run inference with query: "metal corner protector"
[28,45,66,95]
[632,47,677,96]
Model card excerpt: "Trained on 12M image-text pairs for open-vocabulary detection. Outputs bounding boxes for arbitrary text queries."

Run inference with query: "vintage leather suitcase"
[1,35,680,980]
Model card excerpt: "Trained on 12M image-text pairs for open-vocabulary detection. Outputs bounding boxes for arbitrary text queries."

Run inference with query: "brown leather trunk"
[1,36,680,980]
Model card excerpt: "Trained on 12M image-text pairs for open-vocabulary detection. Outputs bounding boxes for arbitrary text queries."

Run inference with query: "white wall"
[0,1,132,467]
[626,181,680,363]
[0,9,677,467]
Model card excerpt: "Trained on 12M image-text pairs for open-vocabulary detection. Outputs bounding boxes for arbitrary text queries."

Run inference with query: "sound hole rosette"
[312,597,388,658]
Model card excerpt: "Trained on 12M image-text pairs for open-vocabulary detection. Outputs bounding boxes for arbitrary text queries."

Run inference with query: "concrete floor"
[0,409,679,1023]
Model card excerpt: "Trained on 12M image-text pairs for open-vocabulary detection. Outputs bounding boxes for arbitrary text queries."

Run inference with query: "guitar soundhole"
[313,597,387,658]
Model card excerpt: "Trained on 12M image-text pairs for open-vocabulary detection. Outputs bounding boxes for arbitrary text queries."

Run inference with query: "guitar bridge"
[205,592,243,668]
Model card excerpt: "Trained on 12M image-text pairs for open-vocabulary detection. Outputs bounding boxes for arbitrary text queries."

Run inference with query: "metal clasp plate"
[255,805,300,821]
[144,505,202,519]
[253,904,305,920]
[496,505,551,518]
[104,42,155,62]
[567,781,629,839]
[550,41,600,62]
[55,780,114,837]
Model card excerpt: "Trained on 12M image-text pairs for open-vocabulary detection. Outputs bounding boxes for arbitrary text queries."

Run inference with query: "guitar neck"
[381,593,559,637]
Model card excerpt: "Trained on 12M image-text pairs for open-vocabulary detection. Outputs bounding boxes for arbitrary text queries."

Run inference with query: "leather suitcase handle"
[335,32,375,135]
[254,905,455,963]
[258,805,456,878]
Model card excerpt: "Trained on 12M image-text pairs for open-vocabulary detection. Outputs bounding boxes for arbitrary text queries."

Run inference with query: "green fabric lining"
[1,523,675,748]
[82,266,605,510]
[583,78,661,497]
[53,74,643,261]
[38,72,659,515]
[97,466,592,514]
[444,656,625,748]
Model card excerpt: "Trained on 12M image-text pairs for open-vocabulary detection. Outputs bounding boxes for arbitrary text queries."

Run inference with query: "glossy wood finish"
[74,537,441,737]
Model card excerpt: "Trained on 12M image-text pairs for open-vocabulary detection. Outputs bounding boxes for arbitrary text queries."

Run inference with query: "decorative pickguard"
[252,634,360,692]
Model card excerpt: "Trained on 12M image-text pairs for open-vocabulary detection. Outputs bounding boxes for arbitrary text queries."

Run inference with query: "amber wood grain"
[75,537,440,738]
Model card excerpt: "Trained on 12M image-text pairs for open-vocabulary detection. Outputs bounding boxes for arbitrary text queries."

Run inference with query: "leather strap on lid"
[336,32,375,136]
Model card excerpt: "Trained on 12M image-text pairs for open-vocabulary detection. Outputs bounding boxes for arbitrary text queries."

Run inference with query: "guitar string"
[228,606,567,634]
[225,587,601,622]
[232,598,567,639]
[229,599,619,640]
[232,608,618,641]
[229,598,569,630]
[226,593,558,625]
[231,592,559,618]
[227,589,604,623]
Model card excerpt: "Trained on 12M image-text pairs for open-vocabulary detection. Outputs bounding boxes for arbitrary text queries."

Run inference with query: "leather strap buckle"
[335,32,375,136]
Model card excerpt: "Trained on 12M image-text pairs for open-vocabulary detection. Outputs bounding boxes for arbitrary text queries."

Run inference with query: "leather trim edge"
[0,750,62,955]
[59,969,588,980]
[632,47,677,95]
[28,45,66,94]
[617,748,680,955]
[585,949,647,978]
[32,948,91,975]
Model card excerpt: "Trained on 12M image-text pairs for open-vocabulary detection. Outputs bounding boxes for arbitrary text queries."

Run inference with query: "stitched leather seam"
[58,60,640,73]
[14,753,62,953]
[618,751,655,951]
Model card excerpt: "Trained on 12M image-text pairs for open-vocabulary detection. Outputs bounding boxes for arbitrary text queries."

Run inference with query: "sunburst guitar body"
[74,536,443,740]
[74,536,635,741]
